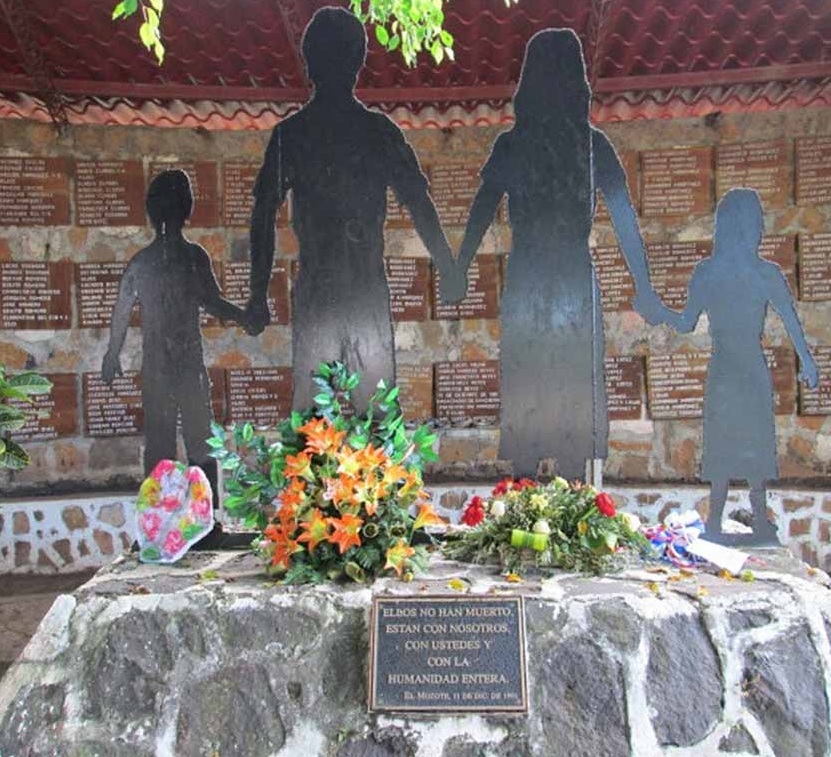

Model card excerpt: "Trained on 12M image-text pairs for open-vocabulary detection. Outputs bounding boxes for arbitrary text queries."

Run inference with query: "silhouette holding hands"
[245,7,455,411]
[662,188,818,545]
[103,169,248,496]
[453,29,665,479]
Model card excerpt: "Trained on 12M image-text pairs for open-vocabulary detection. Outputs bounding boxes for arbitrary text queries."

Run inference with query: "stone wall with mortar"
[2,550,831,756]
[3,484,831,576]
[0,107,830,499]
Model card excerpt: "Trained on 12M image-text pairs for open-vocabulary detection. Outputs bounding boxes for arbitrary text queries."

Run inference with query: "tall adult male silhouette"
[246,7,459,410]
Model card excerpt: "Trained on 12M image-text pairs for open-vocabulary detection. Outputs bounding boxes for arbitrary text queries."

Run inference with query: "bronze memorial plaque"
[386,257,431,321]
[0,261,72,330]
[641,147,713,217]
[647,352,708,420]
[796,137,831,206]
[605,355,645,421]
[800,346,831,415]
[592,244,635,313]
[799,233,831,301]
[149,161,219,227]
[222,261,290,325]
[83,372,143,437]
[7,373,78,442]
[225,367,292,427]
[595,150,639,222]
[387,167,432,227]
[396,363,434,421]
[433,255,499,320]
[222,162,289,228]
[717,140,790,209]
[647,241,711,309]
[75,262,140,329]
[435,360,500,425]
[0,157,70,226]
[75,160,145,226]
[431,163,481,228]
[369,596,527,713]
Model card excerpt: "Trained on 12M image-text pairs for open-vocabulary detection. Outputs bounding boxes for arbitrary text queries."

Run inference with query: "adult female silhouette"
[668,189,818,544]
[456,29,663,479]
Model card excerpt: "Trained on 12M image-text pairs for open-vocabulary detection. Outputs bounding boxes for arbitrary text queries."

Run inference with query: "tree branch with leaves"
[113,0,518,68]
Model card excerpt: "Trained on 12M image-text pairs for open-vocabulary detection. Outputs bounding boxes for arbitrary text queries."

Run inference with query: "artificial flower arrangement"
[444,477,648,575]
[208,362,445,584]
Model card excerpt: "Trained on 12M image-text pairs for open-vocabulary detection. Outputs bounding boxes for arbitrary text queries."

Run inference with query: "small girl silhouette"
[665,188,818,545]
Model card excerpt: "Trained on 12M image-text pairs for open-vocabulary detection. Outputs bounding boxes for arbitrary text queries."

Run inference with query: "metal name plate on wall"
[369,596,527,713]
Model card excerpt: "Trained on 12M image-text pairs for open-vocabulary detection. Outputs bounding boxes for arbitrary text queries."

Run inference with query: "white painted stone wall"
[1,484,830,575]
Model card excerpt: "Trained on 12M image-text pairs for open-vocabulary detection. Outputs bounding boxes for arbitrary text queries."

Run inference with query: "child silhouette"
[102,169,248,495]
[664,188,818,545]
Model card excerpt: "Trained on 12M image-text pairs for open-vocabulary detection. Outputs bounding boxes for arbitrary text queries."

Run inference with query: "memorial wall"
[1,106,831,494]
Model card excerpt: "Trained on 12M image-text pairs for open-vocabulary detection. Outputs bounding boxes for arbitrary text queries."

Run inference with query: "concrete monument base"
[1,550,830,756]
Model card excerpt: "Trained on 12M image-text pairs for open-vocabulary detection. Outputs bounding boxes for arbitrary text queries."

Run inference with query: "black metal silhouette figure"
[454,29,665,480]
[664,188,818,546]
[245,7,458,411]
[103,169,247,496]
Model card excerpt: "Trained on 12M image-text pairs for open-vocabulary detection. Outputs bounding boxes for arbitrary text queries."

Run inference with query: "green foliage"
[112,0,165,64]
[444,478,650,575]
[0,364,52,470]
[208,362,442,584]
[114,0,518,67]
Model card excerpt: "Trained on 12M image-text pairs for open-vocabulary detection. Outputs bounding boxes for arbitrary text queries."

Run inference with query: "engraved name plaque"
[83,372,143,437]
[75,262,140,329]
[223,162,289,228]
[387,167,432,227]
[396,363,434,421]
[369,596,527,713]
[796,137,831,206]
[435,360,500,425]
[592,244,634,313]
[641,147,713,217]
[647,241,711,309]
[799,233,831,301]
[0,157,70,226]
[386,257,431,322]
[717,140,790,209]
[0,261,72,330]
[225,367,292,427]
[431,163,481,228]
[75,160,145,226]
[605,355,644,421]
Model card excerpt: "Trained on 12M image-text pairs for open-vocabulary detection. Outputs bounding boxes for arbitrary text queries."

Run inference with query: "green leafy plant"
[444,477,649,575]
[0,365,52,470]
[112,0,165,64]
[113,0,518,67]
[208,362,442,584]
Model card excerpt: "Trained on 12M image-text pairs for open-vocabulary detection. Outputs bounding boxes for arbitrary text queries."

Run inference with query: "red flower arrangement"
[595,492,617,518]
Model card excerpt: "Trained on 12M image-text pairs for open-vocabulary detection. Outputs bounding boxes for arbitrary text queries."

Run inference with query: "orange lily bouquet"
[209,362,445,584]
[259,416,445,583]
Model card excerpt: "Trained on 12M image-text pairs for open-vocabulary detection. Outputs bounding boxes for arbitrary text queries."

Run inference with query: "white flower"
[490,499,506,518]
[621,512,641,532]
[533,519,551,535]
[553,477,569,490]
